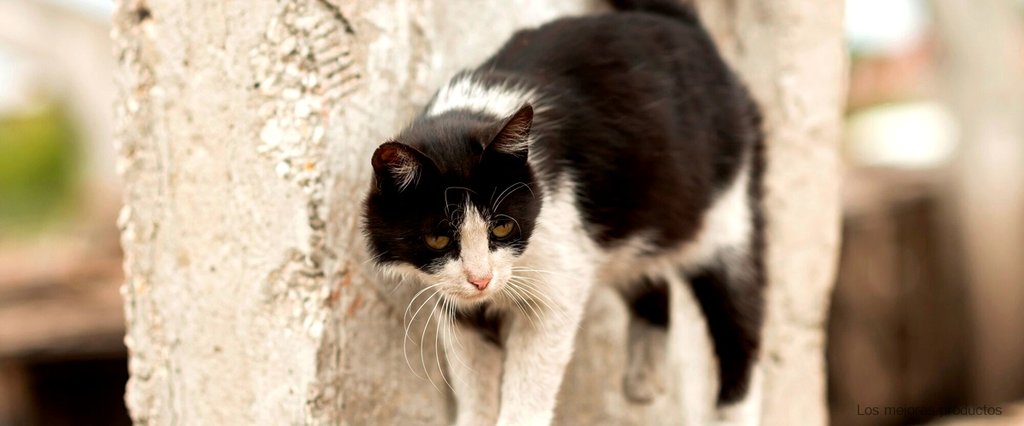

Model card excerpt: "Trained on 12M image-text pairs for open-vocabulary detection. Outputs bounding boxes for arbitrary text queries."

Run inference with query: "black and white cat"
[363,0,765,424]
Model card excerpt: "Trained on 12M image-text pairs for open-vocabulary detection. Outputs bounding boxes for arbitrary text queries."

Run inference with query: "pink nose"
[468,274,492,290]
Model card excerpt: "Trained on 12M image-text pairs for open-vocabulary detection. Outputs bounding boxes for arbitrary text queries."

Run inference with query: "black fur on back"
[473,10,762,249]
[609,0,700,23]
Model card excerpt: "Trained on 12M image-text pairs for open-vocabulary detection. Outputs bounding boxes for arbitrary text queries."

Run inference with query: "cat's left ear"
[371,141,436,193]
[486,103,533,159]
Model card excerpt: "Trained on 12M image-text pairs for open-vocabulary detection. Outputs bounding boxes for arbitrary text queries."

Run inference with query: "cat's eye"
[491,221,515,239]
[425,235,450,250]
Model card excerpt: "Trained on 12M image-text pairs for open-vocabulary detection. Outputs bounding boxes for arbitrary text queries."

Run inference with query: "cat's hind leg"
[619,277,671,404]
[684,249,765,418]
[715,364,763,426]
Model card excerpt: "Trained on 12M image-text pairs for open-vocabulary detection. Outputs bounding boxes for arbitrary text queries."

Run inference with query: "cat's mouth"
[450,289,491,302]
[459,292,488,301]
[444,281,503,305]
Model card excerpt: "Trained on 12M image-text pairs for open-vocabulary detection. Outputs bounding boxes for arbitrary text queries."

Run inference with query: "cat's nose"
[468,274,492,290]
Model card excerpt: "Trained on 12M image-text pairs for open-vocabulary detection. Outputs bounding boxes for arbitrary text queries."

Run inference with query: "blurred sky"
[45,0,112,20]
[845,0,927,55]
[0,50,26,113]
[0,0,109,113]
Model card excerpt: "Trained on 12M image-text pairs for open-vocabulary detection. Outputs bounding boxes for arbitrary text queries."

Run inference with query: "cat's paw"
[623,360,667,403]
[623,319,669,404]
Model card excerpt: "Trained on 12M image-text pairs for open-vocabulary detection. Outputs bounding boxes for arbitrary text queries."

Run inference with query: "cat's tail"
[608,0,700,24]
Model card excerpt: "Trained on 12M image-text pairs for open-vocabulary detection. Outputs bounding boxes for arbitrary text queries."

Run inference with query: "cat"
[362,0,765,424]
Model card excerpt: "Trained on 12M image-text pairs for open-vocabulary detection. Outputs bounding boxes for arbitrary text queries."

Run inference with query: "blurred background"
[0,0,1021,425]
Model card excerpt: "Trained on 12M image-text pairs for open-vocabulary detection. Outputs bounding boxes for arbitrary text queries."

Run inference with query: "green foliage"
[0,103,80,236]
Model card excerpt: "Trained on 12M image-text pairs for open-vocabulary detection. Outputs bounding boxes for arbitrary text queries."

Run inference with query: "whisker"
[446,303,472,365]
[507,277,571,322]
[500,283,533,325]
[513,277,584,331]
[504,282,543,330]
[445,186,476,218]
[403,288,441,379]
[421,294,445,392]
[404,283,444,327]
[389,276,409,295]
[491,182,521,210]
[519,295,551,328]
[510,267,574,279]
[442,299,475,381]
[515,285,560,327]
[435,297,456,392]
[405,288,434,378]
[386,268,415,296]
[492,181,535,212]
[509,289,565,325]
[511,280,568,316]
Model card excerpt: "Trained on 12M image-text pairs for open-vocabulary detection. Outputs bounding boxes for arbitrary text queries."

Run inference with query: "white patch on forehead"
[459,203,491,278]
[427,74,537,118]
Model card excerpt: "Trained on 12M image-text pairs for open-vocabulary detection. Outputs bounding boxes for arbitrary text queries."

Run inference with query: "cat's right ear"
[486,103,533,158]
[371,141,435,193]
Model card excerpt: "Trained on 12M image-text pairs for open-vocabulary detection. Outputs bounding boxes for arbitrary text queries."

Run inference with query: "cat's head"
[362,104,542,306]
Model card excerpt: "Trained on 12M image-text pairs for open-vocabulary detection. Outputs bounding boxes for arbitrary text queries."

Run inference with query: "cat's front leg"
[495,287,587,426]
[444,317,502,426]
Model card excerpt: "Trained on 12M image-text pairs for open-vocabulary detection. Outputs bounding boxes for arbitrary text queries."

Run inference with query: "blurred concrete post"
[698,1,847,425]
[113,0,843,423]
[933,0,1024,403]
